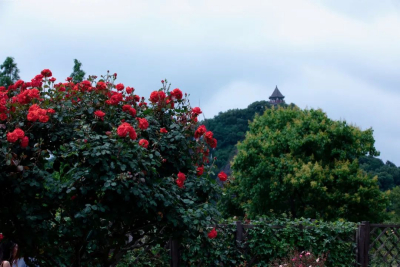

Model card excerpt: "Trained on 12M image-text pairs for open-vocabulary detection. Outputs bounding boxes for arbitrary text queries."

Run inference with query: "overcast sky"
[1,0,400,164]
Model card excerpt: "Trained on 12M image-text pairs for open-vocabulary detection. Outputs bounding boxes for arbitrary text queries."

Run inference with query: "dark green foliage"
[70,59,86,83]
[387,186,400,223]
[221,107,388,222]
[359,156,400,191]
[0,57,20,87]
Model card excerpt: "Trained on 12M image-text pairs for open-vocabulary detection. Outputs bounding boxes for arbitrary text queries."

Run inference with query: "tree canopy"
[220,106,388,222]
[70,59,86,83]
[0,57,20,87]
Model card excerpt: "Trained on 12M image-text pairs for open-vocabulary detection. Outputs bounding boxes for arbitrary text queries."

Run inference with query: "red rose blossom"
[94,110,105,119]
[7,132,18,143]
[49,77,56,82]
[150,91,166,103]
[176,178,184,188]
[192,107,202,116]
[116,83,124,91]
[138,118,149,130]
[160,128,168,133]
[208,228,217,239]
[194,125,206,139]
[171,88,183,100]
[218,171,228,182]
[117,122,137,140]
[177,172,186,181]
[197,166,204,176]
[41,69,52,78]
[126,87,134,94]
[14,128,25,139]
[138,139,149,148]
[21,136,29,148]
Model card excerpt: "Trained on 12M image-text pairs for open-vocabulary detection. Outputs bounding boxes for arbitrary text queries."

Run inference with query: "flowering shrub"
[0,71,220,266]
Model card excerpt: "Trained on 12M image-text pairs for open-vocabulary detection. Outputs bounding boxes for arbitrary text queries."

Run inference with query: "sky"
[1,0,400,164]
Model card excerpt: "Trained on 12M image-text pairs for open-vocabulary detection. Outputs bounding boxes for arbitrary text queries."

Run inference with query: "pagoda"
[269,86,285,105]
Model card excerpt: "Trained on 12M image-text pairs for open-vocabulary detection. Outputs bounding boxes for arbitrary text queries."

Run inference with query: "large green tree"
[220,106,388,222]
[70,59,86,83]
[0,57,20,87]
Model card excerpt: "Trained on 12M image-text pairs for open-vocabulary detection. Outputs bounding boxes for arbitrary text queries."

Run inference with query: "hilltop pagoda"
[269,86,285,105]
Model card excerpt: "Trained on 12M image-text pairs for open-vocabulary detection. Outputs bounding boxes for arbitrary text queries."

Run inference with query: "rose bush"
[0,71,220,266]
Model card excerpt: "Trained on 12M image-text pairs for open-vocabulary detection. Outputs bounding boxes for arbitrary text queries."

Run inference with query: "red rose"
[192,107,202,115]
[94,110,105,119]
[194,125,206,139]
[208,228,217,239]
[0,86,6,91]
[39,115,49,123]
[197,166,204,176]
[134,95,140,102]
[0,113,7,121]
[49,77,56,82]
[21,136,29,148]
[161,80,164,83]
[218,171,228,182]
[41,69,52,78]
[138,118,149,130]
[117,122,137,140]
[176,178,184,188]
[129,108,136,117]
[171,88,183,100]
[122,105,132,112]
[66,77,73,82]
[116,83,124,91]
[7,132,18,143]
[160,128,168,133]
[178,172,186,181]
[126,87,134,94]
[96,81,107,90]
[208,138,217,149]
[150,91,166,103]
[113,73,117,78]
[205,131,213,140]
[138,139,149,148]
[47,108,56,114]
[14,128,25,139]
[14,80,24,88]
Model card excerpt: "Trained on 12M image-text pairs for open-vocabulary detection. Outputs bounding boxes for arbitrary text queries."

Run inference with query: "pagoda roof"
[269,86,285,99]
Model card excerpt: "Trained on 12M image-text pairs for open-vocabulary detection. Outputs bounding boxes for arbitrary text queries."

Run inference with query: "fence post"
[236,221,243,245]
[169,238,180,267]
[357,221,370,267]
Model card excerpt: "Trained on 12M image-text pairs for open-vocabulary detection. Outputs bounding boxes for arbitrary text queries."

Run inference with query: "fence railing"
[169,221,400,266]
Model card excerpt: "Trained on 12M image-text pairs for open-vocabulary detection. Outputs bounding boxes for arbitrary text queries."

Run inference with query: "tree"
[0,71,220,266]
[70,59,85,83]
[0,57,20,87]
[220,106,388,222]
[387,186,400,223]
